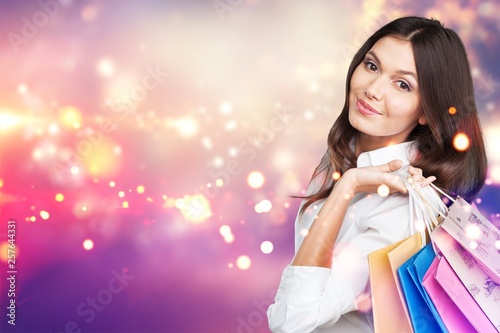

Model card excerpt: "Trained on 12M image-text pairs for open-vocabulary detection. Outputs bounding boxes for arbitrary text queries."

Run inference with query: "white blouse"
[267,141,442,332]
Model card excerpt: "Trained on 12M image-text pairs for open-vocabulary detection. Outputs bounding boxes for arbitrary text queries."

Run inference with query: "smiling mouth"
[356,98,381,116]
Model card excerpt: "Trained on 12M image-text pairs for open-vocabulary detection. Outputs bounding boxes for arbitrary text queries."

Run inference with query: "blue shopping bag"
[397,243,447,333]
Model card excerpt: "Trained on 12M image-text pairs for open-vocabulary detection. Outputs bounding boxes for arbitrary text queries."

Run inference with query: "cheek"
[388,96,420,121]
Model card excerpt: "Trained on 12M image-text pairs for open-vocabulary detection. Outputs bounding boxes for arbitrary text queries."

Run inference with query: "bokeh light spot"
[260,241,274,254]
[70,166,80,175]
[83,239,94,250]
[333,172,341,180]
[453,132,470,152]
[55,193,65,202]
[465,224,481,240]
[247,171,265,189]
[219,224,235,243]
[96,58,115,77]
[59,106,82,130]
[175,194,212,224]
[137,185,145,194]
[40,210,50,220]
[236,255,251,270]
[254,199,272,213]
[448,106,457,115]
[377,184,390,197]
[220,102,232,114]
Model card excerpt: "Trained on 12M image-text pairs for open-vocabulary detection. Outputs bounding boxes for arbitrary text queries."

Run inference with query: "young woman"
[267,16,487,332]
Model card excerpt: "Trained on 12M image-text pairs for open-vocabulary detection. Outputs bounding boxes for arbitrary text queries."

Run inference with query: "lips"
[356,98,381,116]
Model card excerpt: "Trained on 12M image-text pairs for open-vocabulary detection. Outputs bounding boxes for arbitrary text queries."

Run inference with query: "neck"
[355,133,402,157]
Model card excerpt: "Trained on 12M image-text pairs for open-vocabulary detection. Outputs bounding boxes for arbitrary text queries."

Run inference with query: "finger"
[420,175,436,187]
[408,165,423,177]
[382,174,407,194]
[376,159,403,173]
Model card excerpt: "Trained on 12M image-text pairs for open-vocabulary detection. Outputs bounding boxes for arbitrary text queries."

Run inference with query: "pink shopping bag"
[422,253,497,332]
[431,227,500,332]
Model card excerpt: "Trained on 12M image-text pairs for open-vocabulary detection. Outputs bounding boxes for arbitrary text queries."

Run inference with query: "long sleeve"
[267,193,413,332]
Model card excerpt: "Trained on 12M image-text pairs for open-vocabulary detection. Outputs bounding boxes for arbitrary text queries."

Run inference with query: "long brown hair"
[300,16,487,214]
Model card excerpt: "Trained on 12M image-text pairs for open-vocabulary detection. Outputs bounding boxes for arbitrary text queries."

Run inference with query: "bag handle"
[404,177,448,250]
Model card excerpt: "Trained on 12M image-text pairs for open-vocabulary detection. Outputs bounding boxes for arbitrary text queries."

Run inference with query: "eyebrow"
[366,50,418,81]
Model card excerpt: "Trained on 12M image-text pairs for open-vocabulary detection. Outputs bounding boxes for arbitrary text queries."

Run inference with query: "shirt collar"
[356,141,415,168]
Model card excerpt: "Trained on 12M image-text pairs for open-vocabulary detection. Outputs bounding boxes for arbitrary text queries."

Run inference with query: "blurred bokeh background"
[0,0,499,332]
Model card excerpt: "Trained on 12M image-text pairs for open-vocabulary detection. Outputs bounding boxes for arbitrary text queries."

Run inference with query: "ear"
[418,114,428,125]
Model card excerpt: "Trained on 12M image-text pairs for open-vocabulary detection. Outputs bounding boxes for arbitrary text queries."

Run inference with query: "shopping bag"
[431,227,500,331]
[368,233,422,333]
[422,251,498,333]
[439,196,500,284]
[397,243,446,333]
[368,177,448,333]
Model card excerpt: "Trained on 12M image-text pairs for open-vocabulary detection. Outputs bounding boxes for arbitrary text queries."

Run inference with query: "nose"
[365,76,384,101]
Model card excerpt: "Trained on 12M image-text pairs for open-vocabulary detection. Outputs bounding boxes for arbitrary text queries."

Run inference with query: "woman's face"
[348,36,426,151]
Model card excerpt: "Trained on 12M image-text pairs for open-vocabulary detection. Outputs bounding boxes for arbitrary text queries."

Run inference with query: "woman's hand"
[408,165,436,187]
[337,159,408,196]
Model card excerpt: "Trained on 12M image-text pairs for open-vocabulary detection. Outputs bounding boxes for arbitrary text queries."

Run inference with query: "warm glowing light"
[109,181,116,188]
[82,139,121,177]
[236,255,251,270]
[219,225,235,243]
[122,201,129,208]
[83,239,94,250]
[59,106,82,129]
[414,219,426,233]
[220,102,233,114]
[18,83,28,94]
[32,149,44,160]
[70,166,80,175]
[201,136,213,150]
[55,193,65,202]
[40,210,50,220]
[47,123,60,135]
[215,179,224,187]
[465,224,481,240]
[0,111,22,131]
[448,106,457,115]
[453,132,470,152]
[254,199,272,213]
[169,117,198,138]
[82,206,88,212]
[118,191,125,198]
[225,120,237,131]
[0,179,3,187]
[260,241,274,254]
[377,184,390,197]
[333,172,341,180]
[175,194,212,224]
[137,185,145,194]
[30,216,36,222]
[247,171,265,189]
[0,242,19,262]
[96,58,115,77]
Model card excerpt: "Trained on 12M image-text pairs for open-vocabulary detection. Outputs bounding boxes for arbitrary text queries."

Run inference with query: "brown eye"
[363,61,378,72]
[397,81,411,92]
